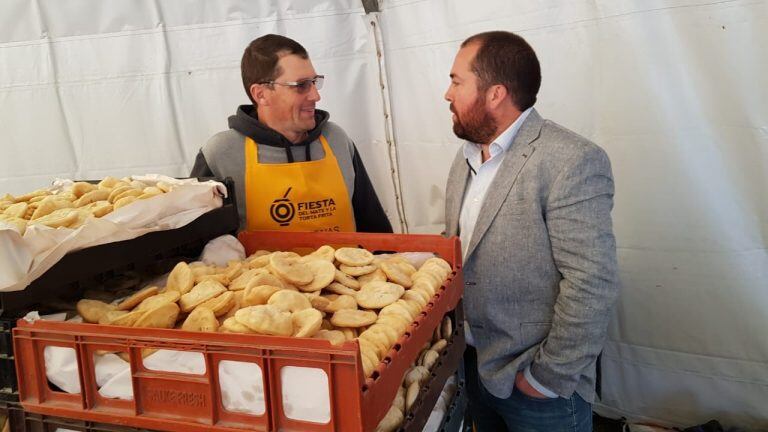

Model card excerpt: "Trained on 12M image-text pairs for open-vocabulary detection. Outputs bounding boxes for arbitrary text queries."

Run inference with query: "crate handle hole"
[280,366,331,424]
[92,350,134,401]
[142,349,206,375]
[218,360,265,416]
[43,346,81,395]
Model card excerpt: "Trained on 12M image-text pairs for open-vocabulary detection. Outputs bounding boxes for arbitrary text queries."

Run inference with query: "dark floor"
[594,413,625,432]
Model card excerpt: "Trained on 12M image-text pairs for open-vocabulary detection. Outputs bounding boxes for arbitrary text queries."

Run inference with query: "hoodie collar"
[228,105,330,148]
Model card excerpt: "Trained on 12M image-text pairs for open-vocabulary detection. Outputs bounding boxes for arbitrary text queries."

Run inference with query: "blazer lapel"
[445,151,469,237]
[464,109,544,260]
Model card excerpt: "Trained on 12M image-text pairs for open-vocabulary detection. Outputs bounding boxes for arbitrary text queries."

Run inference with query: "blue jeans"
[464,347,592,432]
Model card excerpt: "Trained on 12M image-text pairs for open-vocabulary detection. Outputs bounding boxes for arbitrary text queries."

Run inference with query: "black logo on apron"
[270,188,295,226]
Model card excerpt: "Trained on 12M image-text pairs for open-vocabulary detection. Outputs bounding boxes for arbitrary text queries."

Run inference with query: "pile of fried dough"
[76,245,453,379]
[0,176,174,234]
[375,315,454,432]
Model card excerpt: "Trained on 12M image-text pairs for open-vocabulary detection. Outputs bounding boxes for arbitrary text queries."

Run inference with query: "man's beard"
[451,96,497,144]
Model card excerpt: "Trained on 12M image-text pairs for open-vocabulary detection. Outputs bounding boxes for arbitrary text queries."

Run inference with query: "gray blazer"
[445,108,619,403]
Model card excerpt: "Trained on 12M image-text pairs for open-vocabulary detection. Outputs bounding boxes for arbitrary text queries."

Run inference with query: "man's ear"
[250,84,269,106]
[486,84,508,110]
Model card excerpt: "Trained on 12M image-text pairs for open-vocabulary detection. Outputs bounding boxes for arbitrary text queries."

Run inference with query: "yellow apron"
[244,135,356,232]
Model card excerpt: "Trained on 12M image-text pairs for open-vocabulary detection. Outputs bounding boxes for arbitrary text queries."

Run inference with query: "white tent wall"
[379,0,768,429]
[1,0,767,430]
[0,0,403,231]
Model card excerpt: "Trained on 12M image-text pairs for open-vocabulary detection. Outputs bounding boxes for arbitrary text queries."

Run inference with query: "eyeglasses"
[259,75,324,94]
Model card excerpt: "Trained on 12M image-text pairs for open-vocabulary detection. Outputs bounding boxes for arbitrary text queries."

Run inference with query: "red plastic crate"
[13,231,463,432]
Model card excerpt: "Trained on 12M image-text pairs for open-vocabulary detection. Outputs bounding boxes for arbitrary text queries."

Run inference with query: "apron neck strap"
[318,135,331,155]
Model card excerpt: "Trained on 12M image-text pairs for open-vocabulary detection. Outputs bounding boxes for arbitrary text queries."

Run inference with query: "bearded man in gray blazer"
[444,31,620,431]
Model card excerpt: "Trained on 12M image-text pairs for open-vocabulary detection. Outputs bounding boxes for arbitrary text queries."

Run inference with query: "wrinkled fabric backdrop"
[1,0,766,429]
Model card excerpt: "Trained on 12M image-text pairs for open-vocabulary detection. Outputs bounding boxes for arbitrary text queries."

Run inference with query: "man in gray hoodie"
[191,34,392,233]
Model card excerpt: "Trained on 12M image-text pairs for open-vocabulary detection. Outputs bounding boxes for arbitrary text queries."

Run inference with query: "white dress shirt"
[458,108,531,260]
[458,107,557,398]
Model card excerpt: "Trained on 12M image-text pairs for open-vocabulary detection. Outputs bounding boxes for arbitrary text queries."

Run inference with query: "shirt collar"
[462,107,533,167]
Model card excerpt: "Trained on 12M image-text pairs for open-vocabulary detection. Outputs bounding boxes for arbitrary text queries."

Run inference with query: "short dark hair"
[241,34,309,105]
[461,31,541,111]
